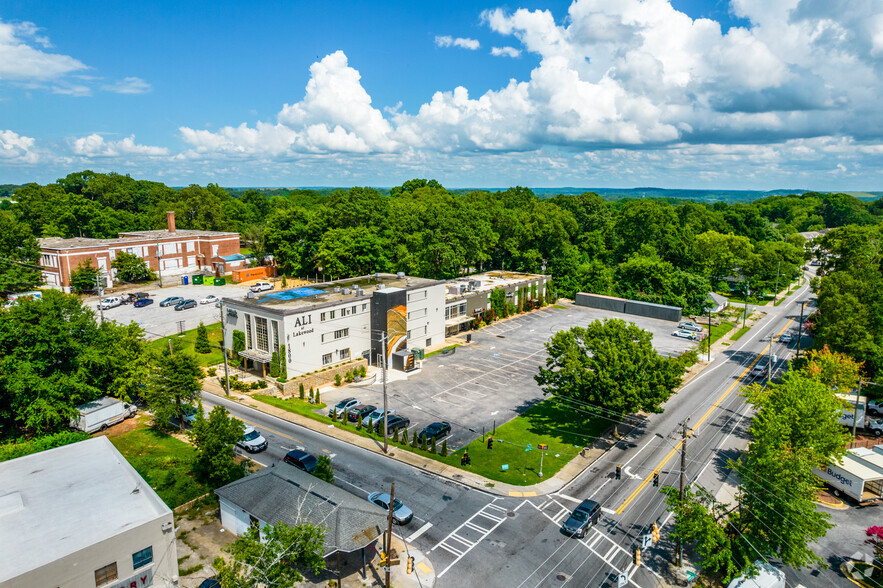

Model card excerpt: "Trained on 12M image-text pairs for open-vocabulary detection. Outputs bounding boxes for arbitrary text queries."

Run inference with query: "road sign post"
[618,572,628,587]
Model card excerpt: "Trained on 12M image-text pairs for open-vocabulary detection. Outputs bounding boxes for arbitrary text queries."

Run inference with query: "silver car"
[363,408,395,427]
[678,321,703,332]
[367,492,413,525]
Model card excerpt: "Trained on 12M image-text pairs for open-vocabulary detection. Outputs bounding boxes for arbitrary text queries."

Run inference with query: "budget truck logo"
[826,467,854,487]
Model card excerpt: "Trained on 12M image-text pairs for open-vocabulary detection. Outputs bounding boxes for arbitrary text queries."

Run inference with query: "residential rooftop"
[0,436,171,582]
[225,273,442,312]
[444,270,549,301]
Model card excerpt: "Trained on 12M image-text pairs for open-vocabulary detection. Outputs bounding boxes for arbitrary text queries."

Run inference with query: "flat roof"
[445,271,548,301]
[40,228,238,251]
[0,436,171,581]
[225,273,441,313]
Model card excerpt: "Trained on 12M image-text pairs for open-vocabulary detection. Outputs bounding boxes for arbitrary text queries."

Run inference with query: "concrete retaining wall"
[575,292,682,322]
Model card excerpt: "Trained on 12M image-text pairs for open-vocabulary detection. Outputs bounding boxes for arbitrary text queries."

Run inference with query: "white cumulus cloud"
[102,76,152,94]
[435,35,481,50]
[491,46,521,57]
[0,19,86,80]
[71,134,168,157]
[0,129,38,163]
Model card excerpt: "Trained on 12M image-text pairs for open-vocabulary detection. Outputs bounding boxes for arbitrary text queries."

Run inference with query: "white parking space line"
[405,522,433,542]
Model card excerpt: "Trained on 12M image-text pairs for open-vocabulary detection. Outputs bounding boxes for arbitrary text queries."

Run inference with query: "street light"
[796,299,810,360]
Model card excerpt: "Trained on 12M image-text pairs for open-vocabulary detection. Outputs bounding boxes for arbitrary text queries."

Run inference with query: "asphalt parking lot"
[86,282,255,339]
[324,301,695,450]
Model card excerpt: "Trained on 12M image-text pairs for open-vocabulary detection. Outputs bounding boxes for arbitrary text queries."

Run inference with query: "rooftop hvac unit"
[355,287,363,296]
[459,284,467,294]
[447,285,460,295]
[397,271,405,279]
[334,287,341,293]
[377,284,385,290]
[246,291,256,299]
[470,280,481,289]
[374,272,381,278]
[342,288,351,295]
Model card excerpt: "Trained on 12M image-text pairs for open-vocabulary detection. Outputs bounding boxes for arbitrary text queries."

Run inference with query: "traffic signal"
[652,522,660,543]
[487,437,494,450]
[635,548,641,567]
[407,556,414,574]
[615,465,622,480]
[653,472,659,487]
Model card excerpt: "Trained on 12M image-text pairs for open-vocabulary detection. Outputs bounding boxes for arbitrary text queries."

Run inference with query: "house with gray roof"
[215,464,387,557]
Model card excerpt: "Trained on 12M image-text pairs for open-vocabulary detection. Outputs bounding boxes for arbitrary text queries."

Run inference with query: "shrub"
[441,439,448,457]
[356,416,362,430]
[391,428,399,443]
[281,275,288,288]
[344,370,353,383]
[430,437,436,453]
[277,345,287,379]
[195,322,212,354]
[315,389,320,404]
[299,382,305,400]
[331,408,338,421]
[359,365,367,377]
[506,302,517,317]
[368,417,374,432]
[411,430,418,447]
[334,373,342,386]
[420,435,427,451]
[206,367,217,377]
[308,387,314,402]
[341,410,348,426]
[269,351,280,378]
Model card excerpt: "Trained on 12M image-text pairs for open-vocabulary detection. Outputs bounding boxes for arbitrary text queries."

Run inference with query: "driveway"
[324,301,695,450]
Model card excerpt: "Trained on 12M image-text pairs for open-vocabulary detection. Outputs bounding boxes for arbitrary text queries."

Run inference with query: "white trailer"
[814,446,883,503]
[71,397,137,433]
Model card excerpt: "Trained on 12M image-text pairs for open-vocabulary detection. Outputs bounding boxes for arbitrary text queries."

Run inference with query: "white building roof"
[0,436,171,582]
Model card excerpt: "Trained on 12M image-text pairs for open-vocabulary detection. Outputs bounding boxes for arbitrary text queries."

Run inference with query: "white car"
[678,321,703,332]
[237,426,269,452]
[868,400,883,416]
[250,282,273,292]
[779,333,793,344]
[671,330,698,340]
[200,294,219,305]
[97,296,122,310]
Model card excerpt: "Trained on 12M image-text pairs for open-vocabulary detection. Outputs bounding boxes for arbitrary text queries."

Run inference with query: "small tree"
[189,404,245,487]
[411,430,418,447]
[430,436,437,454]
[334,373,342,386]
[315,389,320,404]
[420,435,427,451]
[331,408,338,422]
[368,417,374,432]
[313,455,334,484]
[299,382,305,400]
[111,251,156,282]
[270,351,280,378]
[278,345,287,379]
[345,370,353,383]
[341,410,348,426]
[214,521,326,587]
[71,258,101,294]
[356,415,362,430]
[391,428,399,443]
[232,330,246,366]
[308,387,314,402]
[281,275,288,288]
[195,321,212,354]
[441,439,448,457]
[145,342,204,432]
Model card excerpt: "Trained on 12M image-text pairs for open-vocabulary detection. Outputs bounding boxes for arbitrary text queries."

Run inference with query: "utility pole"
[675,418,691,567]
[853,380,863,438]
[385,481,395,588]
[95,273,105,323]
[796,299,809,360]
[768,332,774,385]
[742,277,749,329]
[220,301,231,396]
[381,331,389,453]
[707,300,713,362]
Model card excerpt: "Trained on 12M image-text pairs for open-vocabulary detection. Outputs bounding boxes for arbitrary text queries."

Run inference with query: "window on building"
[322,353,333,365]
[255,317,269,352]
[425,338,432,347]
[94,562,118,586]
[362,304,368,312]
[132,546,153,569]
[329,310,336,319]
[334,328,349,339]
[271,320,280,352]
[321,312,326,322]
[245,314,253,349]
[339,348,350,360]
[408,308,427,319]
[445,302,467,320]
[352,306,357,315]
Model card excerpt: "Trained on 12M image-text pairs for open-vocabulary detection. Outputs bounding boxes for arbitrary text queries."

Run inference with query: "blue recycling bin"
[181,276,189,285]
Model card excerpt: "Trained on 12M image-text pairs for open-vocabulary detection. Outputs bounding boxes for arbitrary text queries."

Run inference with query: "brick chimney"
[166,211,176,233]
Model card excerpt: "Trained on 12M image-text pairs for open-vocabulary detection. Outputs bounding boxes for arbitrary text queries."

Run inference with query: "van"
[97,296,122,310]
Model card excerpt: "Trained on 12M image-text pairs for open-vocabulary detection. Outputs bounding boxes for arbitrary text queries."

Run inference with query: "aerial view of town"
[1,1,882,587]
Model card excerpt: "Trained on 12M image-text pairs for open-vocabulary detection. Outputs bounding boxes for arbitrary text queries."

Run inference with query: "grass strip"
[708,321,735,345]
[730,326,751,341]
[149,321,225,367]
[425,344,461,358]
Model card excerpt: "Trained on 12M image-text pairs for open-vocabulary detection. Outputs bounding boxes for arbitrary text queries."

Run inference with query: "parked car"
[121,292,149,304]
[250,281,273,292]
[200,294,219,305]
[363,408,395,427]
[418,422,451,442]
[678,321,703,332]
[750,365,767,378]
[866,418,883,437]
[562,499,601,538]
[671,330,697,340]
[133,298,154,308]
[869,400,883,416]
[237,426,268,453]
[376,414,410,435]
[160,296,184,307]
[367,492,413,525]
[331,397,360,416]
[348,404,377,423]
[779,333,793,344]
[174,299,197,311]
[197,579,221,588]
[283,449,318,473]
[97,296,122,310]
[182,405,200,425]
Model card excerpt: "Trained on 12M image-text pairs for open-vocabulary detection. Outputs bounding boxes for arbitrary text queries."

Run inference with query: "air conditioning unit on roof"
[396,271,405,279]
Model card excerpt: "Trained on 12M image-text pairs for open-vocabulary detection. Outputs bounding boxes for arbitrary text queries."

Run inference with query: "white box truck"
[71,397,137,433]
[814,447,883,503]
[836,392,867,429]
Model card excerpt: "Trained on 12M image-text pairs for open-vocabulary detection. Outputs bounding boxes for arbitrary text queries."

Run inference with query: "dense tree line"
[5,171,877,312]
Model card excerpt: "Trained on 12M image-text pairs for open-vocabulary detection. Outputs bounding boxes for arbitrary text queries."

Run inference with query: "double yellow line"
[613,319,795,515]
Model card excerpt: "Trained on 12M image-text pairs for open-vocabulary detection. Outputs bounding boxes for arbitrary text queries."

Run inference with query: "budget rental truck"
[71,397,137,433]
[814,446,883,504]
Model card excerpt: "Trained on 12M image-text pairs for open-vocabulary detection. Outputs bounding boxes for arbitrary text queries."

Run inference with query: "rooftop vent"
[374,272,381,278]
[397,271,405,279]
[246,291,256,299]
[377,284,385,290]
[334,287,341,293]
[342,288,351,295]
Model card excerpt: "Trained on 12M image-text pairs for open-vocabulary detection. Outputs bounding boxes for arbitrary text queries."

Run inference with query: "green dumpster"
[192,275,203,285]
[213,277,226,286]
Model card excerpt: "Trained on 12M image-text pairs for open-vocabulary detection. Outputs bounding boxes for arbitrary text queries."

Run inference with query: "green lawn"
[708,321,735,345]
[425,344,461,358]
[255,393,608,485]
[149,321,224,367]
[730,326,751,341]
[109,426,210,508]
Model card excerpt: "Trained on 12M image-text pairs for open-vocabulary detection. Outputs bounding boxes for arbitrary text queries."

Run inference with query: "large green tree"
[213,521,326,588]
[70,259,101,294]
[189,404,245,487]
[535,318,693,434]
[0,211,42,297]
[145,342,203,432]
[111,251,156,282]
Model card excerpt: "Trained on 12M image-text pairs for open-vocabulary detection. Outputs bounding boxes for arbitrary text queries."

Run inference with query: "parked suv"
[236,426,268,453]
[562,499,601,538]
[283,449,318,473]
[376,415,410,435]
[250,281,273,292]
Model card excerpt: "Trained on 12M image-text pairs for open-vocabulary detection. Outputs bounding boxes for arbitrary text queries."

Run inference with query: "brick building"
[38,211,240,292]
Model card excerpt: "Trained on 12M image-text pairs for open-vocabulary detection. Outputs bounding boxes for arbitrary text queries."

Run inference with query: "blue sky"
[1,0,881,190]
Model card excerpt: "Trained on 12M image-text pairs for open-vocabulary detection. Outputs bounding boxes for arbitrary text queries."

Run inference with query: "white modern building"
[221,271,550,377]
[0,436,178,588]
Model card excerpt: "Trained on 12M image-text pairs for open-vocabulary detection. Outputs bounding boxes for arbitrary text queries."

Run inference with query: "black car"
[159,296,184,307]
[418,421,451,442]
[122,292,150,304]
[348,404,377,423]
[174,299,197,311]
[133,298,154,308]
[198,579,220,588]
[562,499,601,538]
[375,415,410,435]
[283,449,318,473]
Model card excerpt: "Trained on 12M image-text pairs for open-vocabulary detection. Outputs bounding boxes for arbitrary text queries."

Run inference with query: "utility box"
[192,275,204,285]
[392,349,416,372]
[412,348,425,361]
